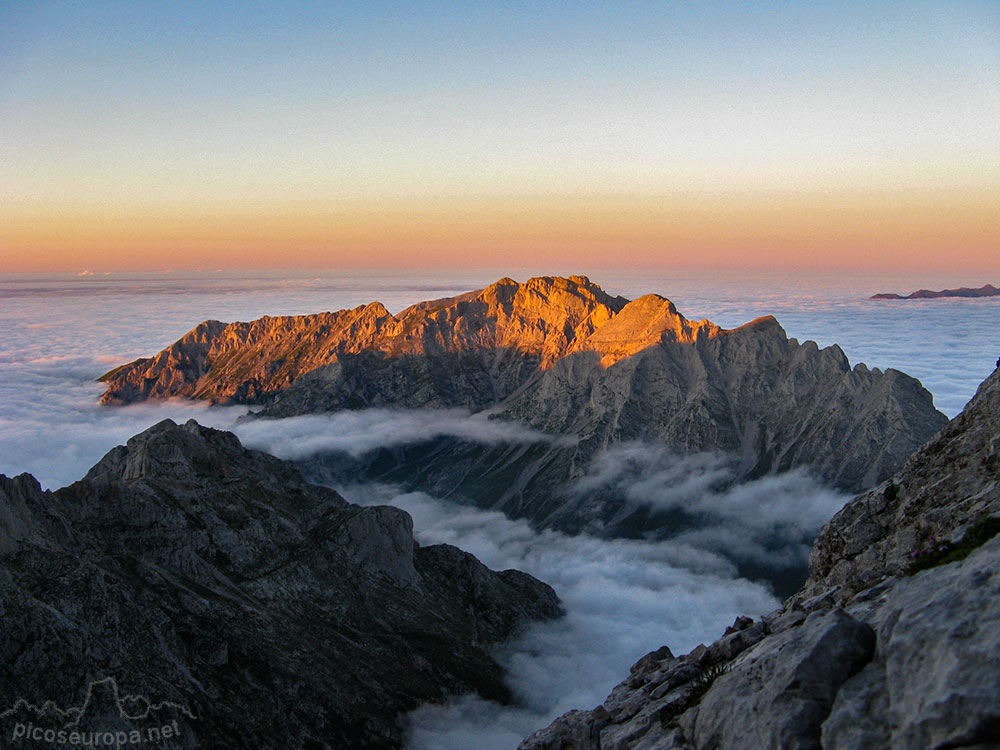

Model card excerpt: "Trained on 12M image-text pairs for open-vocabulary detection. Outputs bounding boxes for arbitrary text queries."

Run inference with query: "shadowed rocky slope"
[99,276,946,497]
[520,366,1000,750]
[0,421,560,749]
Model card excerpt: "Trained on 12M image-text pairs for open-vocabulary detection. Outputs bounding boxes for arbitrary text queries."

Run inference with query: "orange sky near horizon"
[3,184,998,273]
[3,2,998,275]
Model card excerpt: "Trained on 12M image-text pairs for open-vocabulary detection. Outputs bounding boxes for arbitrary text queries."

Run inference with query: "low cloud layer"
[3,272,996,750]
[340,483,779,750]
[572,445,851,568]
[0,353,246,489]
[235,409,573,461]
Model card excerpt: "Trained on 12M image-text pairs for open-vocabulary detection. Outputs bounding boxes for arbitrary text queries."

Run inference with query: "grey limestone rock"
[689,610,875,750]
[519,365,1000,750]
[0,419,561,749]
[824,535,1000,750]
[803,365,1000,602]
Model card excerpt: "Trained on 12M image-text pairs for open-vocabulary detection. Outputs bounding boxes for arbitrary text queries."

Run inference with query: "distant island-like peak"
[870,283,999,300]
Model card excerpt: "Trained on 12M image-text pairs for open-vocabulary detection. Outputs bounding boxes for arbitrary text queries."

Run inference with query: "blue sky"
[2,1,998,271]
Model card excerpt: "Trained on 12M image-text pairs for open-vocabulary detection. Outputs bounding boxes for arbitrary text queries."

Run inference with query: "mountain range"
[99,276,947,556]
[870,283,1000,299]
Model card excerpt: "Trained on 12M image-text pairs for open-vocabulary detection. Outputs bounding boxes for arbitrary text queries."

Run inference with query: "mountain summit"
[871,282,1000,300]
[99,275,627,407]
[99,276,947,499]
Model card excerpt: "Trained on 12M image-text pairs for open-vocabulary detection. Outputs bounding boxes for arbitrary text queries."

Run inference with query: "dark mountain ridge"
[98,276,947,502]
[870,282,999,299]
[0,420,560,749]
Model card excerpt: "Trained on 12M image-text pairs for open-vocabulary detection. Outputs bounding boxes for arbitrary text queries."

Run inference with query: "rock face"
[99,276,946,498]
[803,365,1000,601]
[0,420,560,749]
[871,282,1000,299]
[519,366,1000,750]
[99,275,627,409]
[496,302,944,492]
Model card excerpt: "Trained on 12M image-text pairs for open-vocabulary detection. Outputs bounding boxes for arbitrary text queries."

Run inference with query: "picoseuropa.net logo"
[1,677,196,748]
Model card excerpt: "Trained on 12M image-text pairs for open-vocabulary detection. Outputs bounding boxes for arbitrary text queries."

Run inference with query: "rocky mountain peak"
[0,473,45,555]
[97,275,632,408]
[575,294,721,366]
[96,277,947,494]
[1,420,561,749]
[520,365,1000,750]
[83,418,302,491]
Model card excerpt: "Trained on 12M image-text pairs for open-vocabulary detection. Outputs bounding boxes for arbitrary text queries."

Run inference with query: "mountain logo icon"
[2,677,195,747]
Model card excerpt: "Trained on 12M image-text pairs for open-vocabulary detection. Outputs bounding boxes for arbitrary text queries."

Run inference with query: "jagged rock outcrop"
[99,276,627,409]
[519,366,1000,750]
[99,276,946,499]
[497,298,945,491]
[802,366,1000,601]
[0,420,560,749]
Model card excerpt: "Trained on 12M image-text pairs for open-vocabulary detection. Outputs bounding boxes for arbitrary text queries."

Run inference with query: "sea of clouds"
[2,269,998,748]
[569,445,849,569]
[339,483,778,749]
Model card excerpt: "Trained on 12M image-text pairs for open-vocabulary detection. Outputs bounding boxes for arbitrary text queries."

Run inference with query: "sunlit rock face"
[99,275,628,408]
[520,365,1000,750]
[0,419,560,750]
[99,276,947,496]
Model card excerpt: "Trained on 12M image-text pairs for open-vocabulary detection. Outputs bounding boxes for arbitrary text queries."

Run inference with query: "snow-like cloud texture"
[235,409,574,461]
[571,445,850,568]
[340,484,779,750]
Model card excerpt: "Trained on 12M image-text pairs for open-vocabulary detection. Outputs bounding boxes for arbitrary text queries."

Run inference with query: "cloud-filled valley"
[2,270,999,749]
[339,483,779,750]
[571,445,850,569]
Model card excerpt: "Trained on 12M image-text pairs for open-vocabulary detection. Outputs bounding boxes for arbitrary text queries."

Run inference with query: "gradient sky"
[2,1,998,273]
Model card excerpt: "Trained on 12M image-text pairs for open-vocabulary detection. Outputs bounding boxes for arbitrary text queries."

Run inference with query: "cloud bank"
[571,445,851,569]
[234,409,573,461]
[340,483,779,750]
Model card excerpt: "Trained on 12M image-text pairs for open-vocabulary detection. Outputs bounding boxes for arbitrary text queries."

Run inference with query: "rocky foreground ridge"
[100,276,946,498]
[0,421,560,749]
[520,366,1000,750]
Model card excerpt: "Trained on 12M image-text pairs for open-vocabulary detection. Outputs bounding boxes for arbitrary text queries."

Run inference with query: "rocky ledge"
[0,420,560,749]
[520,366,1000,750]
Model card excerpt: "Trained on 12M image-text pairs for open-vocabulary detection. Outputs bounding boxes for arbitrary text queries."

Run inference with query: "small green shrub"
[657,662,731,730]
[657,664,729,729]
[908,515,1000,574]
[689,663,730,700]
